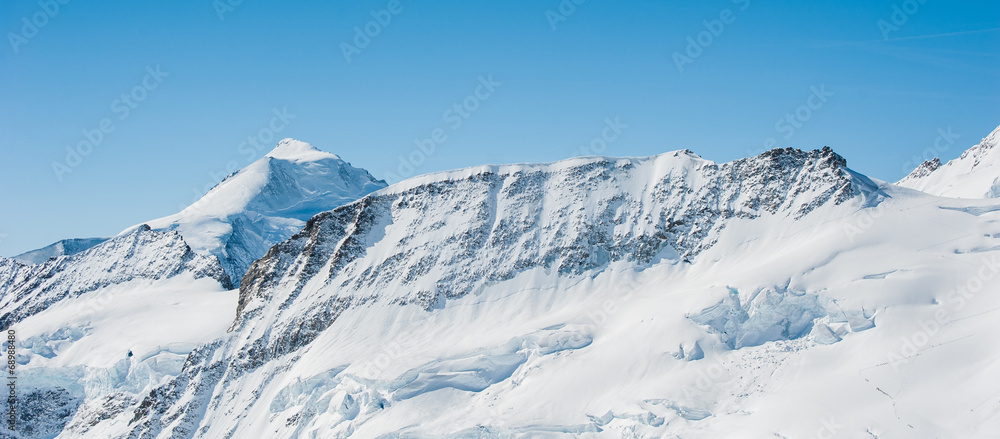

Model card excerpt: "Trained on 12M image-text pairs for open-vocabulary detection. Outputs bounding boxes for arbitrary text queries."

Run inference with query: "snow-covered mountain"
[0,140,386,438]
[0,225,230,331]
[8,135,1000,438]
[0,225,237,438]
[125,139,387,281]
[91,146,918,438]
[898,124,1000,198]
[13,238,109,265]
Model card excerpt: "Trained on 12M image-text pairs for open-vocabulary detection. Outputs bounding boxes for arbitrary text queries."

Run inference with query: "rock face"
[898,124,1000,198]
[117,147,868,438]
[236,147,858,342]
[135,139,387,282]
[0,225,230,330]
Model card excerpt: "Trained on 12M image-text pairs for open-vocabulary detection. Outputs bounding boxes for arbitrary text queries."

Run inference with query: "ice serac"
[898,124,1000,198]
[134,139,387,281]
[13,237,109,265]
[0,225,230,330]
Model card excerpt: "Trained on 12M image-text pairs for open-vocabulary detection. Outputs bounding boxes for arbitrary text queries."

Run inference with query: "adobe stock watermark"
[885,254,1000,370]
[877,0,928,40]
[383,74,501,183]
[570,117,628,157]
[5,330,16,433]
[358,339,405,380]
[747,85,833,156]
[671,0,751,73]
[182,107,296,209]
[51,65,169,182]
[545,0,587,31]
[213,0,246,21]
[340,0,407,63]
[76,288,115,321]
[806,417,842,439]
[7,0,71,54]
[900,127,959,174]
[842,201,890,243]
[581,275,641,332]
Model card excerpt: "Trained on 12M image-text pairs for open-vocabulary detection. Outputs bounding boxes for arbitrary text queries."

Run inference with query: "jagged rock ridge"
[238,146,858,336]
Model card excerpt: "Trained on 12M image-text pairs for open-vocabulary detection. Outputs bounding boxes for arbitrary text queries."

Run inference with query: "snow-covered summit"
[130,140,387,281]
[898,124,1000,198]
[265,138,339,161]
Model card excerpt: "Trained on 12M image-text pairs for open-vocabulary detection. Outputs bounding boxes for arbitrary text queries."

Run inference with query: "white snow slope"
[127,139,387,281]
[6,130,1000,438]
[898,124,1000,198]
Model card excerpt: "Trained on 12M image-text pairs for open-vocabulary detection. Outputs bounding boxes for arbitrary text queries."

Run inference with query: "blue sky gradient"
[1,0,998,255]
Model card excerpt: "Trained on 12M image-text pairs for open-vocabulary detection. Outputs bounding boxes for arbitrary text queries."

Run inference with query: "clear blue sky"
[1,0,998,256]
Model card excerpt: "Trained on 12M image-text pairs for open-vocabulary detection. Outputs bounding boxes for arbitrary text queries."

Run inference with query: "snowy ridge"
[0,225,230,330]
[13,237,109,265]
[898,124,1000,198]
[132,139,387,281]
[236,147,858,336]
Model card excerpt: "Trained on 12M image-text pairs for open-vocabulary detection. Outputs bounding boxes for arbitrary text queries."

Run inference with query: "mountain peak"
[265,138,338,161]
[902,157,941,181]
[897,123,1000,198]
[131,139,387,281]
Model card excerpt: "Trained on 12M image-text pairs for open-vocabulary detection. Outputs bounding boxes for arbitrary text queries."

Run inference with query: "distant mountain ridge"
[898,124,1000,198]
[13,237,109,264]
[0,225,230,330]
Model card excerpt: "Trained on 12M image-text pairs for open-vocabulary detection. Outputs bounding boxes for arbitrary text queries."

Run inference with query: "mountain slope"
[898,124,1000,198]
[13,237,109,264]
[131,139,387,281]
[106,146,937,439]
[16,142,1000,438]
